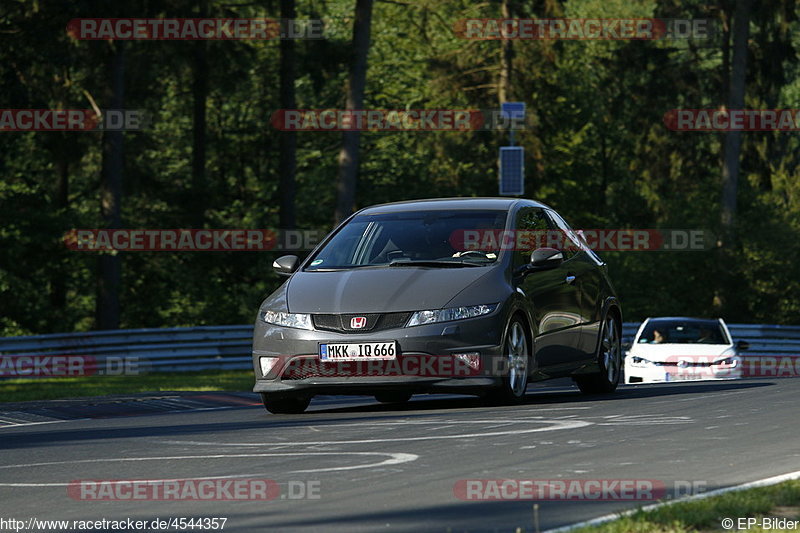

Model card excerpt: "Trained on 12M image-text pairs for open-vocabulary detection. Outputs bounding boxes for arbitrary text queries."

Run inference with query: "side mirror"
[273,255,299,276]
[735,340,749,351]
[530,247,564,269]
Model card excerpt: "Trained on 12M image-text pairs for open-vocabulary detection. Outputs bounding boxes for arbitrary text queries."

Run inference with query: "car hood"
[285,266,495,313]
[627,343,734,362]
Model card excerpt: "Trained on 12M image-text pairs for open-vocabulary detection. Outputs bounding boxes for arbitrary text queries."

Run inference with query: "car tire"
[260,393,311,414]
[575,312,621,394]
[374,392,413,403]
[487,318,530,404]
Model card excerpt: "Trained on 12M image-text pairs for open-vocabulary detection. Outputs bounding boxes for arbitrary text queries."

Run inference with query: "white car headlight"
[406,304,497,327]
[262,310,313,330]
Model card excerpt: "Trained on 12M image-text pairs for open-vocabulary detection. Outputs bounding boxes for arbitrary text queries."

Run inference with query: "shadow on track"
[0,379,774,451]
[312,379,773,415]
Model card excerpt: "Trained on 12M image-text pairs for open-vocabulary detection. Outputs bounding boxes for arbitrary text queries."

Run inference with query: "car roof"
[355,197,550,214]
[644,317,725,326]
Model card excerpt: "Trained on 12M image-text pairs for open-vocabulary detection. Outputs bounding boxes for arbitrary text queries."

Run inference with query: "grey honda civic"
[252,198,622,414]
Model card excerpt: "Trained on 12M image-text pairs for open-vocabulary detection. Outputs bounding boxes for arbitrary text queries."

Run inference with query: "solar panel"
[501,102,526,121]
[499,146,524,196]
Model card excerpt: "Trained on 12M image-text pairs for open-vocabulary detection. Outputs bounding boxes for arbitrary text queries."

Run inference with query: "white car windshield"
[638,320,730,345]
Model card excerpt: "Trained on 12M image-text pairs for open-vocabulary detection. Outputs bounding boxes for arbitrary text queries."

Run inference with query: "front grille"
[312,312,411,333]
[652,361,715,367]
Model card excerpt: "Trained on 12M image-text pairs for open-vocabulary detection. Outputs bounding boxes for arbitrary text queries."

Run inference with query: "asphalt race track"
[1,378,798,533]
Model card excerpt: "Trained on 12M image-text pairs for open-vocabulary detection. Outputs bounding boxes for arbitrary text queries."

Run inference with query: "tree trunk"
[720,0,751,238]
[715,0,751,315]
[191,0,208,227]
[599,133,608,217]
[334,0,374,225]
[96,41,124,330]
[50,154,68,312]
[720,2,731,104]
[498,0,514,104]
[278,0,297,229]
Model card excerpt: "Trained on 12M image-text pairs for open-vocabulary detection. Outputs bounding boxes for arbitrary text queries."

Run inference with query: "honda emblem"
[350,316,367,329]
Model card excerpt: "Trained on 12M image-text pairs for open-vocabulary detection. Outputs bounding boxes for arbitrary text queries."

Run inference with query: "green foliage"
[572,480,800,532]
[1,0,799,334]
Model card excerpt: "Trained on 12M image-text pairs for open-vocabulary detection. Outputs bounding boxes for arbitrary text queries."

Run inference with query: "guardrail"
[0,326,254,374]
[1,322,798,375]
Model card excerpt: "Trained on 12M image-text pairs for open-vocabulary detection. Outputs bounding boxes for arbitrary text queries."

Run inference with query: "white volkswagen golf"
[624,317,748,384]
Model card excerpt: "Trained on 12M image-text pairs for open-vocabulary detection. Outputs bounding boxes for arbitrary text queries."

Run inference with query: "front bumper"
[252,313,507,397]
[624,359,742,384]
[253,376,501,397]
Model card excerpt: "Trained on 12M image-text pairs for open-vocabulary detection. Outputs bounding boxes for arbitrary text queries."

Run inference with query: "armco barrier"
[0,326,254,375]
[1,322,798,375]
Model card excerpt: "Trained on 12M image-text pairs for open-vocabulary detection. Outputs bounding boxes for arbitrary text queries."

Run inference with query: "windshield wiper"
[306,264,385,272]
[388,259,483,268]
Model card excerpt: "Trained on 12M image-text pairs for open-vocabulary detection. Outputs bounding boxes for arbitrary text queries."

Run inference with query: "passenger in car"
[696,328,720,344]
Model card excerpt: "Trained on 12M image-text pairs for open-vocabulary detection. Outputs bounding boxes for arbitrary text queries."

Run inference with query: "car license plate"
[666,371,703,381]
[319,342,397,361]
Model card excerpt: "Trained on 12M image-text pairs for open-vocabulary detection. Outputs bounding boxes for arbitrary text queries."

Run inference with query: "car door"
[513,207,583,371]
[545,209,605,362]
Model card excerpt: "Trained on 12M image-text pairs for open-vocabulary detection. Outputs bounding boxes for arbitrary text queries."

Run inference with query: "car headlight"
[406,304,497,327]
[715,357,736,366]
[628,356,651,367]
[261,310,313,330]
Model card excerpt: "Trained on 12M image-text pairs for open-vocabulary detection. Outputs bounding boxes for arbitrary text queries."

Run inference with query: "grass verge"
[571,479,800,532]
[0,370,255,403]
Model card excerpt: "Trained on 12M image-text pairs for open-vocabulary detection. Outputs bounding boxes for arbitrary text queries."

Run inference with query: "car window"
[543,209,582,260]
[305,210,508,270]
[637,320,730,345]
[545,209,604,265]
[513,207,552,268]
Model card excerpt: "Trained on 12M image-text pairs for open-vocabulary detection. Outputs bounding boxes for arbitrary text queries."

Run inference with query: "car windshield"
[305,209,508,271]
[637,320,730,345]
